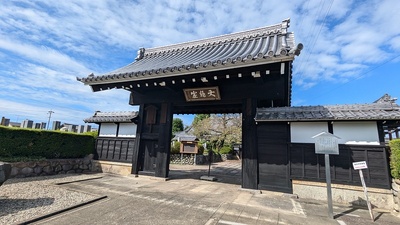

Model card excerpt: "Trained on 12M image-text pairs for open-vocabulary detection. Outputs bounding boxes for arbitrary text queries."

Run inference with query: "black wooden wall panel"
[289,143,391,189]
[257,123,291,192]
[94,137,136,163]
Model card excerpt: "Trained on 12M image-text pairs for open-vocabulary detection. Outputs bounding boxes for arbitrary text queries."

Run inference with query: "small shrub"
[171,141,181,154]
[390,139,400,179]
[197,145,204,155]
[219,146,232,154]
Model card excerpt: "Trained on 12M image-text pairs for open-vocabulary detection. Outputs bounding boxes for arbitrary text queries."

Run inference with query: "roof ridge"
[144,19,290,56]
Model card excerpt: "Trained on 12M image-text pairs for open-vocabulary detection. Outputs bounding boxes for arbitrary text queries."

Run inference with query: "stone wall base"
[292,180,394,210]
[391,179,400,214]
[0,162,11,186]
[9,157,93,178]
[91,160,132,176]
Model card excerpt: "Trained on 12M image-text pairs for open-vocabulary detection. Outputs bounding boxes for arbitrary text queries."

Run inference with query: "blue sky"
[1,0,399,127]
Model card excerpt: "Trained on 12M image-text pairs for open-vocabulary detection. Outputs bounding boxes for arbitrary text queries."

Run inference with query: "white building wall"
[99,123,118,137]
[290,121,380,145]
[290,122,328,143]
[333,121,379,145]
[118,123,137,137]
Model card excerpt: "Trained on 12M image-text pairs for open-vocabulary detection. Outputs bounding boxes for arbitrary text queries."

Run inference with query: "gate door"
[140,140,157,173]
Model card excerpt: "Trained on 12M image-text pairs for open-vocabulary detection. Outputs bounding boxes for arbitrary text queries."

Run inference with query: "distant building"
[8,122,20,127]
[77,125,83,133]
[84,124,92,132]
[21,120,33,129]
[52,121,61,130]
[34,122,46,129]
[76,124,92,133]
[1,117,10,126]
[1,116,89,133]
[67,124,77,132]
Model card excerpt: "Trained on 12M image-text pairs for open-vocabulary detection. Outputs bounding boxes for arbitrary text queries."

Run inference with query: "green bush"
[0,126,94,159]
[83,130,98,138]
[390,139,400,179]
[219,146,232,154]
[197,145,204,155]
[171,141,181,154]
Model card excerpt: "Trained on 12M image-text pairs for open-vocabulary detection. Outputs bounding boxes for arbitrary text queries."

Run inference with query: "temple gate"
[78,19,303,189]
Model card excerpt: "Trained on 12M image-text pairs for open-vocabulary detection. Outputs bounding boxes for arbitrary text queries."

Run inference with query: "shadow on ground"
[0,197,55,216]
[169,162,242,185]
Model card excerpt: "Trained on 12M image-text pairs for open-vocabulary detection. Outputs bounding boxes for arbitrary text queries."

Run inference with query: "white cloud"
[0,37,91,75]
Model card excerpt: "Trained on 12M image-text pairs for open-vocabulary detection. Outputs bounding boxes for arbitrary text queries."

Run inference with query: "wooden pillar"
[155,102,173,178]
[376,121,386,145]
[242,98,258,189]
[131,104,145,175]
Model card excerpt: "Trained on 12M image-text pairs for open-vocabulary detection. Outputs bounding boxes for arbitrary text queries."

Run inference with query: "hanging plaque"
[183,86,221,102]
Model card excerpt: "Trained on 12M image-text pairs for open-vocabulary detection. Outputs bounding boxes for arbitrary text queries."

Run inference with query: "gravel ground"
[0,174,103,225]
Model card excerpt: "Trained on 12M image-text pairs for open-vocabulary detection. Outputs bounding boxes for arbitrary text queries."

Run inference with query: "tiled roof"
[255,103,400,122]
[84,111,138,123]
[177,136,198,142]
[173,129,198,142]
[78,19,302,86]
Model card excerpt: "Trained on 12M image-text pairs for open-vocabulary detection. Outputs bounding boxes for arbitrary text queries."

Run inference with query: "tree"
[192,113,241,152]
[172,118,184,135]
[192,114,211,140]
[192,114,210,126]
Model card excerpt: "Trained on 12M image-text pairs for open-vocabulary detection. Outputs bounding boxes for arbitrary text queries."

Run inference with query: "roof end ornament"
[374,94,398,104]
[135,47,145,60]
[281,18,290,34]
[289,43,304,56]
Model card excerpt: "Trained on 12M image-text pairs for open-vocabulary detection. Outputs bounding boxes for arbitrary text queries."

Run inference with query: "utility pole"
[47,110,54,130]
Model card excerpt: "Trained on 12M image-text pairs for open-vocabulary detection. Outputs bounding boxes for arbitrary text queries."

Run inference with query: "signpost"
[352,161,374,221]
[312,132,340,219]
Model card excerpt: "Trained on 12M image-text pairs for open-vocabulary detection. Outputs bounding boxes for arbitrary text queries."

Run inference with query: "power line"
[300,53,400,102]
[296,0,334,80]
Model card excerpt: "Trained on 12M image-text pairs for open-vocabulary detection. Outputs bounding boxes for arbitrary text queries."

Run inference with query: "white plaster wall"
[333,121,379,145]
[290,122,328,143]
[99,123,117,137]
[118,123,137,137]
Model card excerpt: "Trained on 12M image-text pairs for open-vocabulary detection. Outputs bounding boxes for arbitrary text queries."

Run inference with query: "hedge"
[0,126,94,159]
[390,139,400,179]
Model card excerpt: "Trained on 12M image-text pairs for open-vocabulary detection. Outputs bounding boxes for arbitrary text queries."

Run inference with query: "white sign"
[353,161,368,170]
[312,132,340,155]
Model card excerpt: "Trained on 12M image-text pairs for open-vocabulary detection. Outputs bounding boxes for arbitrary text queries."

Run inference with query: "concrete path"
[29,161,400,225]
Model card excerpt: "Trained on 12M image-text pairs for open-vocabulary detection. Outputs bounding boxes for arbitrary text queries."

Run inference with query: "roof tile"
[255,103,400,122]
[84,111,139,123]
[78,19,302,86]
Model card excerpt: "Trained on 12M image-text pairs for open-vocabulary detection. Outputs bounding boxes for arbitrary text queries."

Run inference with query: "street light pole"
[47,110,54,130]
